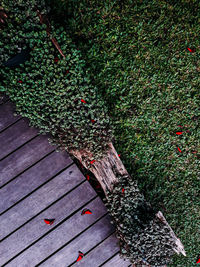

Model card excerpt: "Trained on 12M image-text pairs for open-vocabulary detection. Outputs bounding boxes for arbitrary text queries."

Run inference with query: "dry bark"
[69,142,186,260]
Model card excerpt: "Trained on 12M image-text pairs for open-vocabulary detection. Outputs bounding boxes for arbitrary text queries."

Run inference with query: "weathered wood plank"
[0,135,55,187]
[0,180,97,266]
[0,101,21,131]
[0,151,73,214]
[0,163,85,240]
[0,118,39,160]
[40,214,116,267]
[4,197,107,267]
[101,253,131,267]
[0,93,9,104]
[74,233,121,267]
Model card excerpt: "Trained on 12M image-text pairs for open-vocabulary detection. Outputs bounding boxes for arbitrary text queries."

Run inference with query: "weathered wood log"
[69,142,186,260]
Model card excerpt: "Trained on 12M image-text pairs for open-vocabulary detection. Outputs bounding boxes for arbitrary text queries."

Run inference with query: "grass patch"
[46,0,200,266]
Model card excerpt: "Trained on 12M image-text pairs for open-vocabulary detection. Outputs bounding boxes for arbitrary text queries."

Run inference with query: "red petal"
[176,132,183,135]
[177,147,182,152]
[90,160,95,164]
[81,99,86,103]
[91,120,95,123]
[118,154,121,157]
[122,188,125,193]
[76,255,83,262]
[44,219,55,225]
[196,257,200,263]
[86,175,90,180]
[187,47,195,53]
[81,209,92,215]
[85,210,92,214]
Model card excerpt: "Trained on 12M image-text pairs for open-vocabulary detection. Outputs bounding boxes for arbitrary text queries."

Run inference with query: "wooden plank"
[73,233,120,267]
[0,93,9,104]
[101,253,131,267]
[0,118,39,160]
[40,214,116,267]
[0,101,21,131]
[0,151,73,214]
[4,197,107,267]
[0,180,97,266]
[0,135,55,187]
[0,163,85,240]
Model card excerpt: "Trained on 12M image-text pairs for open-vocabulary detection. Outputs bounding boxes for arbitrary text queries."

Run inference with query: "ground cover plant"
[0,0,198,266]
[45,0,200,266]
[0,0,115,165]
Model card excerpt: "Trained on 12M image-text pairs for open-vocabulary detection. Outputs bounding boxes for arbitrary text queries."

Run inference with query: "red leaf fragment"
[81,209,92,215]
[44,219,55,225]
[90,160,95,164]
[176,132,183,135]
[81,99,86,103]
[76,251,84,262]
[187,47,195,53]
[196,256,200,263]
[177,147,182,153]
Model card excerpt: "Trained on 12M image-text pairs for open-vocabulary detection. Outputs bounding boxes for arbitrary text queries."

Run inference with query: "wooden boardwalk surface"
[0,95,132,267]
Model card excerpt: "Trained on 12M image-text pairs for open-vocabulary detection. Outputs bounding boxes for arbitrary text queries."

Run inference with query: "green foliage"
[46,0,200,266]
[105,174,175,266]
[0,0,115,166]
[1,0,199,266]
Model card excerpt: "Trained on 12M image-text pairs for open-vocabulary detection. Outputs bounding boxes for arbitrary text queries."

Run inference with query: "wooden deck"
[0,95,132,267]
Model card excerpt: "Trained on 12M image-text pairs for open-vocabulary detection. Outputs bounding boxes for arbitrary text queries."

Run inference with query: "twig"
[36,9,65,59]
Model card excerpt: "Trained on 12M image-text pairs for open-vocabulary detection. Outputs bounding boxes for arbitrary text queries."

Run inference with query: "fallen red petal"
[76,255,83,262]
[44,219,55,225]
[86,175,90,180]
[90,160,95,164]
[196,257,200,263]
[187,47,195,53]
[176,132,183,135]
[177,147,182,153]
[85,210,92,214]
[118,154,121,157]
[81,208,92,215]
[122,188,125,193]
[81,99,86,103]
